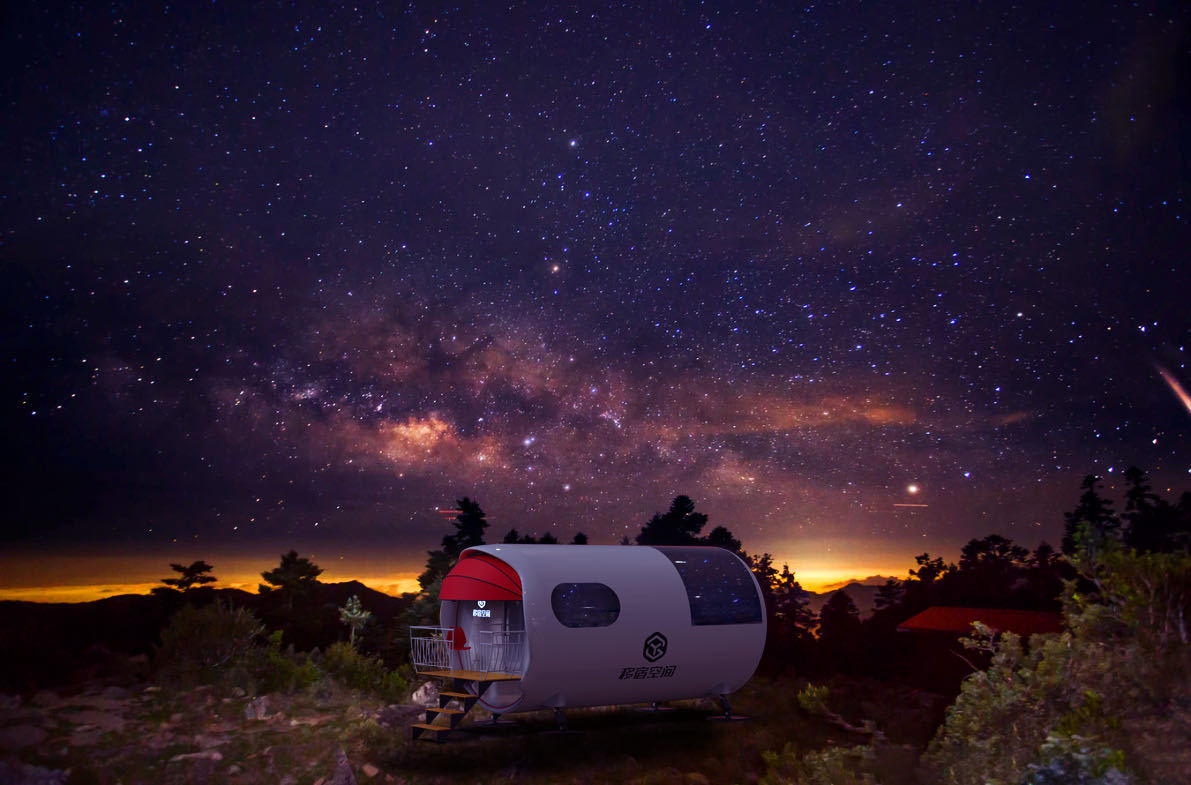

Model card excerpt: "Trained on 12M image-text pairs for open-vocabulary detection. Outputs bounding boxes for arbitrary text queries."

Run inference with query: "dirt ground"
[0,675,946,784]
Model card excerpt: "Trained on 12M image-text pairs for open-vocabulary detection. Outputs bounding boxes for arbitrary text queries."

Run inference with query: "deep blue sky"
[3,1,1188,583]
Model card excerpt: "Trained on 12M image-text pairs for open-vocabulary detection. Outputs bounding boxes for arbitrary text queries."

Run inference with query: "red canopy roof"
[440,551,522,601]
[898,606,1063,636]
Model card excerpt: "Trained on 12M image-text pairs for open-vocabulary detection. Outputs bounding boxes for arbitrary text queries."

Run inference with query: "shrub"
[155,601,262,685]
[761,742,877,785]
[323,640,411,702]
[240,630,322,693]
[924,535,1191,784]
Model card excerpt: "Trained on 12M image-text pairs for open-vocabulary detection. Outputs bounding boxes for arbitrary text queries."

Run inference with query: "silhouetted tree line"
[12,466,1182,693]
[816,466,1191,685]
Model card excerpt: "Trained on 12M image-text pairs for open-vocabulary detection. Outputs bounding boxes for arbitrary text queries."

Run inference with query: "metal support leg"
[491,713,501,725]
[719,694,732,720]
[554,708,567,732]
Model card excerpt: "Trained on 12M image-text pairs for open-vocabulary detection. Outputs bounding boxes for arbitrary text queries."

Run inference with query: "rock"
[168,750,223,763]
[373,704,420,728]
[279,776,297,785]
[145,729,177,751]
[329,749,356,785]
[361,763,380,778]
[61,710,126,732]
[194,733,229,750]
[68,728,104,747]
[231,687,246,698]
[409,681,439,707]
[143,685,162,694]
[228,765,243,775]
[244,695,270,720]
[0,725,48,750]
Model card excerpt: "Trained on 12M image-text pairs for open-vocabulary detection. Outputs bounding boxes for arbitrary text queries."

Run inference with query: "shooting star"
[1157,364,1191,417]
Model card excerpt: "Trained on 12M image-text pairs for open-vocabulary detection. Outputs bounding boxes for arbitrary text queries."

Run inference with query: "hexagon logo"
[642,631,668,662]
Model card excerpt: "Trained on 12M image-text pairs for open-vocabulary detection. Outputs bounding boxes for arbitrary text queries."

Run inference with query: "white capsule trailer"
[409,544,766,741]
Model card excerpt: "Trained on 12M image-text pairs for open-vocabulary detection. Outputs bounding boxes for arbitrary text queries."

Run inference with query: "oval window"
[550,583,621,628]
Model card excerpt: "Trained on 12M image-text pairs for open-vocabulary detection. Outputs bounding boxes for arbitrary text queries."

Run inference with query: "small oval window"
[551,583,621,628]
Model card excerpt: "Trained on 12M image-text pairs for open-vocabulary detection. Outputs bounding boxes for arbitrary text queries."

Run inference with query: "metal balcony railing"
[474,630,526,676]
[409,626,455,674]
[409,625,527,678]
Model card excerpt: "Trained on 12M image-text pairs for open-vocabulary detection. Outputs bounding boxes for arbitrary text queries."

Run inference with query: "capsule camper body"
[414,544,766,715]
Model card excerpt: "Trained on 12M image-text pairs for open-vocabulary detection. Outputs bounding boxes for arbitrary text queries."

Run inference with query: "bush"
[924,537,1191,784]
[761,742,877,785]
[238,630,322,694]
[322,641,411,702]
[155,601,263,685]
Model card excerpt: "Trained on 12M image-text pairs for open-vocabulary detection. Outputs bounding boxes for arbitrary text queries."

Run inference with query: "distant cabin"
[897,606,1063,637]
[895,606,1063,693]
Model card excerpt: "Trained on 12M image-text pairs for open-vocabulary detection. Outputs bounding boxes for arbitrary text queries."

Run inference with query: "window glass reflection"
[550,582,621,628]
[657,546,763,626]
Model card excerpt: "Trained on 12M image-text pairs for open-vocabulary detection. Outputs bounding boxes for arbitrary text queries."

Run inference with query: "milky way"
[3,2,1188,574]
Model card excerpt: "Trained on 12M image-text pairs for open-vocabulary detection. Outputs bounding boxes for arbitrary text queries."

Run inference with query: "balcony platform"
[419,669,522,682]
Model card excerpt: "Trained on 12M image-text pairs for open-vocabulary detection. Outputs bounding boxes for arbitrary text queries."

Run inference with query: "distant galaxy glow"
[1,1,1187,598]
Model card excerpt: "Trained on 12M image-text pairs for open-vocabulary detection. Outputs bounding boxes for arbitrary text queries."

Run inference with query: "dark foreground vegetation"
[0,468,1188,783]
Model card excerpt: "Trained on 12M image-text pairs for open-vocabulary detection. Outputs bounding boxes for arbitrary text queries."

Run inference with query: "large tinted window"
[657,547,763,626]
[551,583,621,628]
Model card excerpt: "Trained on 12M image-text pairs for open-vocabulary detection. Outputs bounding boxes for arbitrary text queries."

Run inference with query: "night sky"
[3,1,1189,598]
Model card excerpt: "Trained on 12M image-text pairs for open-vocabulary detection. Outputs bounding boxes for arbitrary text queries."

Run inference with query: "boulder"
[328,748,357,785]
[244,695,270,720]
[409,681,438,707]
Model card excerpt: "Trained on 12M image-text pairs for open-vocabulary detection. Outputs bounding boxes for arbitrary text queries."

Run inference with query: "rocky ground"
[0,681,419,784]
[0,676,943,785]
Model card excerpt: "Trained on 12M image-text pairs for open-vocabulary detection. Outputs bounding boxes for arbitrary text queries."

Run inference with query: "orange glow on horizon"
[0,540,935,602]
[0,572,424,604]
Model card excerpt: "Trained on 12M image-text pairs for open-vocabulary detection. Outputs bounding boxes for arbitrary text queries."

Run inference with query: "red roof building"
[897,606,1063,637]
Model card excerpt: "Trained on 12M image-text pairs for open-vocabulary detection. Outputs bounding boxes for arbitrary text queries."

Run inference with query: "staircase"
[410,670,521,743]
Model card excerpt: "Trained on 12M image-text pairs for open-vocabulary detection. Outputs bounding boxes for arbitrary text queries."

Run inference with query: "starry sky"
[3,1,1189,598]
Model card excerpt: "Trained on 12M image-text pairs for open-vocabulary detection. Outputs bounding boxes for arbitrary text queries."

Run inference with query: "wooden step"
[410,722,451,743]
[439,691,474,699]
[426,707,465,716]
[411,722,450,731]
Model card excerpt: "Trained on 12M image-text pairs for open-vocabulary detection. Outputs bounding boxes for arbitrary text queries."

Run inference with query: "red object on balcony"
[450,625,470,651]
[440,551,523,601]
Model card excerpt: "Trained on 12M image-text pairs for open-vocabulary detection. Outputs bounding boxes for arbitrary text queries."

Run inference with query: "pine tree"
[1062,475,1120,555]
[260,550,323,609]
[418,497,490,589]
[161,560,217,592]
[442,497,488,558]
[338,595,372,647]
[636,495,708,545]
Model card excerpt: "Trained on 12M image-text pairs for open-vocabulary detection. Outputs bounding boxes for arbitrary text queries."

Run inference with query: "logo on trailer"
[473,600,491,618]
[642,631,668,662]
[477,600,486,608]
